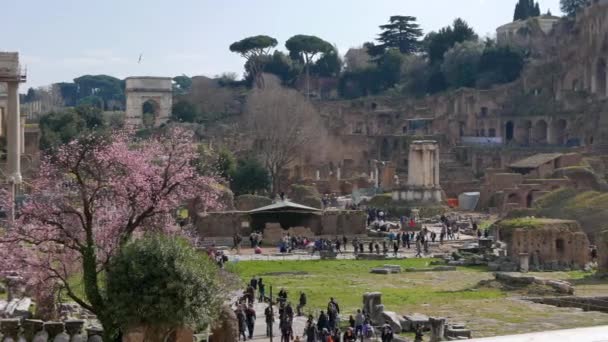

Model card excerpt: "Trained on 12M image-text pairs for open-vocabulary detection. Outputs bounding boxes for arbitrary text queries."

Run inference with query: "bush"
[106,235,222,333]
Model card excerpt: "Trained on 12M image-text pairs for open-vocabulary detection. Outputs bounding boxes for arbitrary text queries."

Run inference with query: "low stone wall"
[195,210,366,238]
[598,230,608,273]
[526,296,608,313]
[0,319,102,342]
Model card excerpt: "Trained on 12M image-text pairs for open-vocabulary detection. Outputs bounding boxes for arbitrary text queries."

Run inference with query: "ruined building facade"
[270,0,608,208]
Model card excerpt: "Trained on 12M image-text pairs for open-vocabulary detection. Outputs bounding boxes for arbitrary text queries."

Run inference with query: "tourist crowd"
[234,276,396,341]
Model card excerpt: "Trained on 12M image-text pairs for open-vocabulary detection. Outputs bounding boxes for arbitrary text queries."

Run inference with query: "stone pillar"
[316,170,320,181]
[44,321,66,340]
[422,150,430,186]
[23,319,46,341]
[87,327,104,342]
[519,253,530,273]
[20,116,25,153]
[66,319,86,341]
[434,148,440,186]
[6,81,21,184]
[598,230,608,274]
[336,167,341,181]
[0,319,21,341]
[429,317,446,342]
[374,164,379,188]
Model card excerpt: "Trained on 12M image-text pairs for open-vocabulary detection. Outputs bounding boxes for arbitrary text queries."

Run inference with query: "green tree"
[477,45,524,87]
[231,157,270,195]
[425,18,478,64]
[441,41,484,88]
[285,35,333,97]
[106,235,222,339]
[39,105,105,151]
[514,0,541,20]
[172,100,199,123]
[375,16,423,55]
[560,0,588,16]
[230,35,278,88]
[173,75,192,94]
[261,51,302,85]
[311,47,342,77]
[216,148,236,181]
[73,75,124,110]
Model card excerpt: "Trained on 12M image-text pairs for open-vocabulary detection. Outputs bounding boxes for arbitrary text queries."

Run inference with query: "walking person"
[354,309,364,338]
[245,304,256,339]
[393,240,399,256]
[258,278,266,302]
[304,315,318,342]
[236,306,248,341]
[265,305,274,337]
[415,237,422,258]
[297,292,307,316]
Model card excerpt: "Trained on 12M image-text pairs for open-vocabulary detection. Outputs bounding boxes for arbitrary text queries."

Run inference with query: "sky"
[3,0,561,90]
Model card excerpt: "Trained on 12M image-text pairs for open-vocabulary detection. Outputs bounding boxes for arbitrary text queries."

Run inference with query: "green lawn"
[230,259,502,315]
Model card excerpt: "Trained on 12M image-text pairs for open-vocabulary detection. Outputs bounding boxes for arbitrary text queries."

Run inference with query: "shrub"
[106,235,223,334]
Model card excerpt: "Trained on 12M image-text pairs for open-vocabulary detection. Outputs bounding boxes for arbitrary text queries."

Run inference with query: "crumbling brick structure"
[496,219,590,270]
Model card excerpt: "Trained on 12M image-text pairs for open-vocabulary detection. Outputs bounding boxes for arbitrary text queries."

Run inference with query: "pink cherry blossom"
[0,127,221,316]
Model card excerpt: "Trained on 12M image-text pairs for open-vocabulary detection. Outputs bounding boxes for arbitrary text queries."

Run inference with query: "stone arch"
[507,192,521,205]
[125,77,173,127]
[595,58,607,97]
[505,121,514,142]
[532,120,548,144]
[142,99,159,128]
[549,119,567,145]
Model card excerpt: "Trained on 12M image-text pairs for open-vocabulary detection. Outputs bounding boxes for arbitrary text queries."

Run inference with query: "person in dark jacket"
[245,304,256,339]
[236,306,248,341]
[317,310,329,332]
[297,292,307,316]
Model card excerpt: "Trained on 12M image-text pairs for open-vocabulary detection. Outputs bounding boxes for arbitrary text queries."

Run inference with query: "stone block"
[371,268,391,274]
[383,265,403,273]
[356,253,387,260]
[402,313,430,332]
[382,311,403,333]
[446,327,472,339]
[433,266,457,271]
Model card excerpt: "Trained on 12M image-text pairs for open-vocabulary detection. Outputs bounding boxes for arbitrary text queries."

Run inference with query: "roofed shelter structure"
[508,153,581,178]
[248,200,322,233]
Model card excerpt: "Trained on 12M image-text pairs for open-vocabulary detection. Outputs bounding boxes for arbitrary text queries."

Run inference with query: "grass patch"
[230,259,503,315]
[497,218,547,230]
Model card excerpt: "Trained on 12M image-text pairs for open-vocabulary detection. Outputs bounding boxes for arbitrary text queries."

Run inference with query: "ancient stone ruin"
[392,140,443,203]
[495,219,590,271]
[362,292,471,340]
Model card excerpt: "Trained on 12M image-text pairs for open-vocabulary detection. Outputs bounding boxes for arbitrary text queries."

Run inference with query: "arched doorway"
[505,121,514,142]
[380,138,390,161]
[533,120,548,144]
[596,58,607,97]
[507,193,521,206]
[142,99,159,128]
[549,119,567,145]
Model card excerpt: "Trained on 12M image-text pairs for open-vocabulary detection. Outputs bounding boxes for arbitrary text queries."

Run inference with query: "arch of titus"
[392,140,443,203]
[0,52,26,221]
[125,77,172,127]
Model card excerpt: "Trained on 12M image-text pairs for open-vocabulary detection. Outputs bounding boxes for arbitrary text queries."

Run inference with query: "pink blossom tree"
[0,127,221,335]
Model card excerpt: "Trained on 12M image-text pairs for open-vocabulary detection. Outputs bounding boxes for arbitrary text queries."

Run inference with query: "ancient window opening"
[489,128,496,137]
[480,107,488,117]
[505,121,514,141]
[596,58,607,97]
[556,239,565,254]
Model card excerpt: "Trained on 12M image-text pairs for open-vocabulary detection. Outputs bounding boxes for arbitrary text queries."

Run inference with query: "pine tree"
[534,2,541,16]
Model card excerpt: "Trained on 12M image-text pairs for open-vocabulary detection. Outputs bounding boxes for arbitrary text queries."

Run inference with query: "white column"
[20,116,25,153]
[7,82,21,184]
[374,164,379,188]
[316,170,320,181]
[434,149,440,186]
[336,167,341,180]
[422,149,430,186]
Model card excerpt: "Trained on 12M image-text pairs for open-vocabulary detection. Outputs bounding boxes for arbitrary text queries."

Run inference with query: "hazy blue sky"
[4,0,561,89]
